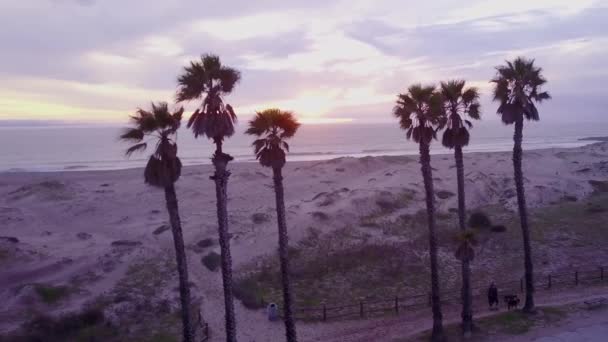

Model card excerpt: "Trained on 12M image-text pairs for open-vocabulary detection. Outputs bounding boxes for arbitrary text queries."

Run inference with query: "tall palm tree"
[393,84,445,342]
[491,57,550,313]
[176,54,241,341]
[120,102,193,342]
[245,109,301,342]
[438,80,481,335]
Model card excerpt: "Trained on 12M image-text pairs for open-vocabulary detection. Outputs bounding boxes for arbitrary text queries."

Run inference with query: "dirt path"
[293,285,608,342]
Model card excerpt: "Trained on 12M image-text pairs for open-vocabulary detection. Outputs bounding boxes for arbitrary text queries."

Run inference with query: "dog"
[504,295,520,310]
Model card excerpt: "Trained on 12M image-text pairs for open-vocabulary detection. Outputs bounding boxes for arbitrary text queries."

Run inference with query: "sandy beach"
[2,141,608,341]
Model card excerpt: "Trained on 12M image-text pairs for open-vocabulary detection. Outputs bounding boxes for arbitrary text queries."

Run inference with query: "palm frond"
[120,128,144,142]
[121,102,183,186]
[187,109,200,129]
[219,67,241,93]
[491,56,550,124]
[246,108,300,168]
[125,142,147,156]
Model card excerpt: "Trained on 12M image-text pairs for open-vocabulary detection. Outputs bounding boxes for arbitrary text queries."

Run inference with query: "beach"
[2,141,608,341]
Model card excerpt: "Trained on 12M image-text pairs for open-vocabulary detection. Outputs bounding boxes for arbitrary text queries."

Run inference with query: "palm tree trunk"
[455,146,473,335]
[419,142,444,342]
[272,167,298,342]
[164,184,194,342]
[211,147,237,342]
[513,117,535,313]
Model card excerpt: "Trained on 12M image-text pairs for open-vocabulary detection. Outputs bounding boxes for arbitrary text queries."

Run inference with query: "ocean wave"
[64,165,89,170]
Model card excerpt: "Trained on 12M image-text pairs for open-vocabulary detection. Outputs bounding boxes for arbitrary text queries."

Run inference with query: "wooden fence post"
[322,304,327,322]
[359,301,364,318]
[575,271,579,285]
[395,296,399,314]
[520,278,524,293]
[547,275,552,289]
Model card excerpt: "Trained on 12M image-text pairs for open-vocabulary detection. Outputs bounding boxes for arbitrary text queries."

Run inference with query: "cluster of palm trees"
[120,53,549,342]
[121,54,300,342]
[393,57,550,341]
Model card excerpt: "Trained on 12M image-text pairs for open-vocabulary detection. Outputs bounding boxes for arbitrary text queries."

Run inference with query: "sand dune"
[1,142,608,340]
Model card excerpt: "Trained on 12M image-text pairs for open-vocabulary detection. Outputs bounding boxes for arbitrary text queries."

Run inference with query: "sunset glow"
[1,0,606,124]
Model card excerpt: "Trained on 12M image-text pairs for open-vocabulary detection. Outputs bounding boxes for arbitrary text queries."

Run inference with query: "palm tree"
[120,102,193,342]
[245,109,301,342]
[438,80,481,335]
[176,54,241,341]
[393,84,445,342]
[491,57,550,313]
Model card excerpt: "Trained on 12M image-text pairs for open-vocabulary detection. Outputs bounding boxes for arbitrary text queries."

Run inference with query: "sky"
[0,0,607,125]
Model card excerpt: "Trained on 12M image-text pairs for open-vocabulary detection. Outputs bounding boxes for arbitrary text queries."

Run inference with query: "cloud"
[0,0,607,123]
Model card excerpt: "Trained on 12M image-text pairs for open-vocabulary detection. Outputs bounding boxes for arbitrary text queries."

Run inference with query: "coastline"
[2,141,608,340]
[1,137,604,174]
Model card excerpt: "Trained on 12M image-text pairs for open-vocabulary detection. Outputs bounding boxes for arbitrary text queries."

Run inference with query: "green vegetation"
[252,212,270,224]
[0,248,9,262]
[589,180,608,193]
[6,308,117,342]
[233,276,266,309]
[358,189,417,229]
[86,255,187,341]
[196,238,215,248]
[410,306,569,341]
[235,226,427,309]
[202,252,221,272]
[311,211,330,221]
[34,284,71,304]
[234,193,608,317]
[468,211,492,229]
[435,190,455,199]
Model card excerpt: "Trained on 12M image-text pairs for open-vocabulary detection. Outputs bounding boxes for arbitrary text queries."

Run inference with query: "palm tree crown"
[393,84,443,144]
[245,109,301,169]
[439,80,481,148]
[176,54,241,140]
[120,102,184,187]
[491,57,551,124]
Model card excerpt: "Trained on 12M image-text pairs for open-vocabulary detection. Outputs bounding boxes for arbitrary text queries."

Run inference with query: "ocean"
[0,121,606,172]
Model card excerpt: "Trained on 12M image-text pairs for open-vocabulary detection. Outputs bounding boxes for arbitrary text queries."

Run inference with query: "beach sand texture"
[1,142,608,341]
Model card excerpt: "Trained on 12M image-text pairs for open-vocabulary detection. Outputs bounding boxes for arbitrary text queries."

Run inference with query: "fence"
[197,310,210,341]
[273,266,607,322]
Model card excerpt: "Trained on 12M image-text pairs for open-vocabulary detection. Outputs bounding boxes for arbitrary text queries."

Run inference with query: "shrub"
[201,252,221,272]
[376,198,399,212]
[589,180,608,193]
[251,213,270,224]
[34,284,70,304]
[16,308,110,342]
[311,211,329,221]
[233,277,265,310]
[586,204,606,214]
[491,225,507,233]
[197,238,215,248]
[468,211,492,229]
[436,190,455,199]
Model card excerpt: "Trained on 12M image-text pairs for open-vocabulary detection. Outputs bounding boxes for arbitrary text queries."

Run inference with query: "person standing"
[488,283,498,309]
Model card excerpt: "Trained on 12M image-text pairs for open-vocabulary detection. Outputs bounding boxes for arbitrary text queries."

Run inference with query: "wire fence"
[263,266,608,322]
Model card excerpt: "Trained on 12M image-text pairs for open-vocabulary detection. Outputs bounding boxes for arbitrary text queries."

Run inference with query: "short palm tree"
[454,230,478,264]
[176,54,241,341]
[393,84,445,342]
[120,102,193,342]
[245,109,301,342]
[439,79,481,335]
[491,57,550,313]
